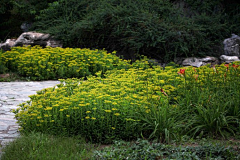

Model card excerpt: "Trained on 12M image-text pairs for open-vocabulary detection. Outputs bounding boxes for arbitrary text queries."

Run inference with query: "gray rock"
[220,55,240,63]
[0,39,16,51]
[182,57,203,67]
[181,56,219,67]
[201,56,219,66]
[14,32,62,47]
[0,32,62,51]
[223,34,240,57]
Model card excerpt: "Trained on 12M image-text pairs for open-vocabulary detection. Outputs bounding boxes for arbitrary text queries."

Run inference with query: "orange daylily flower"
[224,64,229,68]
[178,69,186,76]
[224,64,229,71]
[193,67,197,72]
[232,64,240,69]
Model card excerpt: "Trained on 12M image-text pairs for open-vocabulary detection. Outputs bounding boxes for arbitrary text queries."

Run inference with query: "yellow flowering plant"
[9,46,240,142]
[0,46,131,80]
[13,64,180,142]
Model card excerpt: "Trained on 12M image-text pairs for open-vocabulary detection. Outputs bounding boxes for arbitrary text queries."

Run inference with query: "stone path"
[0,81,60,157]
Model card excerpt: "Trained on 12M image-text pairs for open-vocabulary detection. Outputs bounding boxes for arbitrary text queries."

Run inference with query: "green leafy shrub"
[0,46,130,80]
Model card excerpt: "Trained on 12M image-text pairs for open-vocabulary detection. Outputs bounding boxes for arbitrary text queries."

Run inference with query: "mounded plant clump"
[0,46,130,80]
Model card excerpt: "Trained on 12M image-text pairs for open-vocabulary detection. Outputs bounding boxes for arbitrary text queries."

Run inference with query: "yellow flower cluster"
[13,65,179,138]
[0,46,131,80]
[9,46,240,142]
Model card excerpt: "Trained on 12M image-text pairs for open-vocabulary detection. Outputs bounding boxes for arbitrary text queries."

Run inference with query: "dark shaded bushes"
[32,0,240,61]
[1,0,240,62]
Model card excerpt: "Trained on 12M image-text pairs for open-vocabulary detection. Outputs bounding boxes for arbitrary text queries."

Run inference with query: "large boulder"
[223,34,240,57]
[0,32,62,51]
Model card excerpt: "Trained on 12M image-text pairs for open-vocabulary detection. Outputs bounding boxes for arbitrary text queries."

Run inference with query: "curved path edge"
[0,81,60,157]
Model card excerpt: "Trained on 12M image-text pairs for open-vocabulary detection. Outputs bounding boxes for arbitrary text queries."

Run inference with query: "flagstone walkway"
[0,81,60,158]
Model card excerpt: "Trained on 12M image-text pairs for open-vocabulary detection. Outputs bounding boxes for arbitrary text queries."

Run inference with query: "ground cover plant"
[92,139,240,160]
[0,46,130,80]
[2,133,239,160]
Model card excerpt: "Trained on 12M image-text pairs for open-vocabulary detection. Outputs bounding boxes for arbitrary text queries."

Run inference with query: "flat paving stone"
[0,80,60,157]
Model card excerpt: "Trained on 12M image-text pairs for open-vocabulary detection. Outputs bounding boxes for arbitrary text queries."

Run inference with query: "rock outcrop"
[0,32,62,51]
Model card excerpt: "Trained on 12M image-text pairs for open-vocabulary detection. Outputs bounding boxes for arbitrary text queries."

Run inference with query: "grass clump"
[1,132,93,160]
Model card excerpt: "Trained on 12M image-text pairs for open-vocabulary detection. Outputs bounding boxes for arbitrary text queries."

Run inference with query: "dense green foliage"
[7,47,239,143]
[1,0,240,61]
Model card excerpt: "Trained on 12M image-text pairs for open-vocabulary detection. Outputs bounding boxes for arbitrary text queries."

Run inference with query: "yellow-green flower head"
[85,116,90,119]
[105,110,112,113]
[44,107,52,111]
